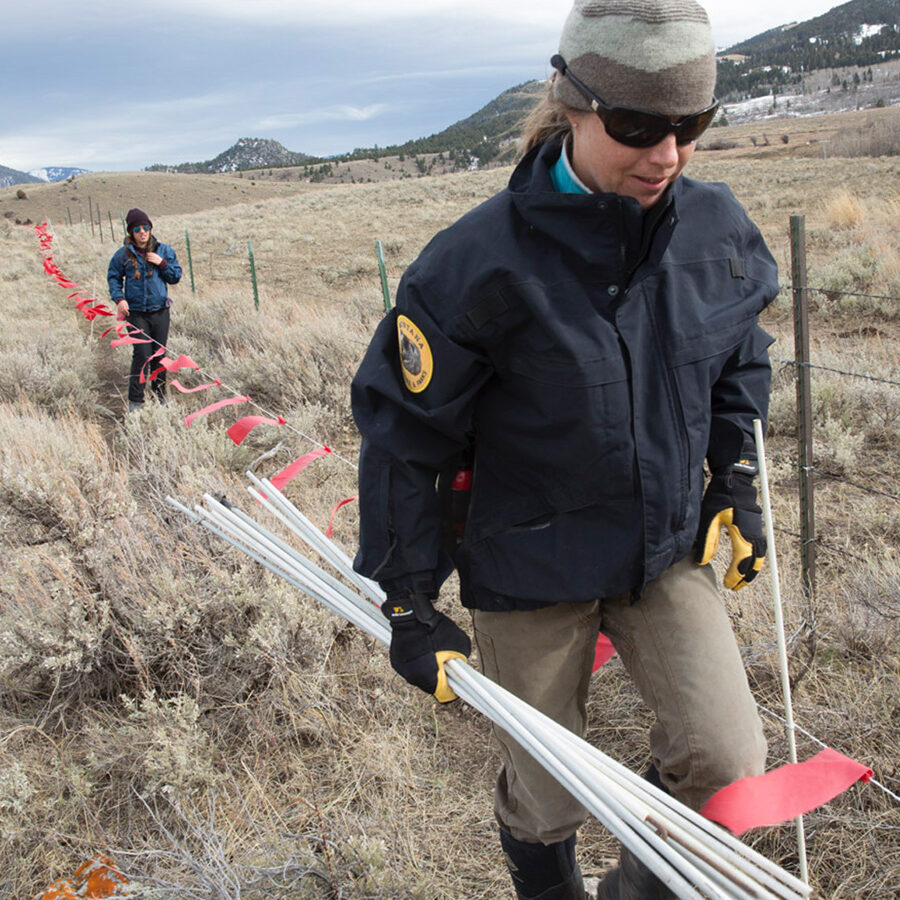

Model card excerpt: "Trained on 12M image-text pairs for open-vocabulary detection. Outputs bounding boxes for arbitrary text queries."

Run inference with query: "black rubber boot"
[500,830,587,900]
[595,766,675,900]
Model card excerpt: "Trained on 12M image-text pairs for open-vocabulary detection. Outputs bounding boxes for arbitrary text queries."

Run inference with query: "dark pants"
[126,307,170,403]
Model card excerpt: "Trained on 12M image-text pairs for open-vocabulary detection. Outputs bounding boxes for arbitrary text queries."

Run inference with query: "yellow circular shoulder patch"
[397,315,433,393]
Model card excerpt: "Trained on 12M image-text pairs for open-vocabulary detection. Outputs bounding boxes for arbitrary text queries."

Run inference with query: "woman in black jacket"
[352,2,777,897]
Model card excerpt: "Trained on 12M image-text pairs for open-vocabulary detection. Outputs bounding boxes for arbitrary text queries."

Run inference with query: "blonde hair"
[519,76,577,156]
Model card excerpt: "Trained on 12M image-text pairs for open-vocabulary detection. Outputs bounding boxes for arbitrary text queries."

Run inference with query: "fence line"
[779,284,900,304]
[773,526,869,564]
[756,705,900,806]
[814,471,900,504]
[772,357,900,388]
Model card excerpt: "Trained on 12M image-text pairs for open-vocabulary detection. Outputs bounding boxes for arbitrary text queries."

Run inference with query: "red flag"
[158,353,199,374]
[592,634,617,671]
[183,396,250,428]
[140,346,166,383]
[170,378,220,394]
[227,415,287,446]
[111,336,153,347]
[326,495,358,537]
[270,446,332,491]
[701,747,873,835]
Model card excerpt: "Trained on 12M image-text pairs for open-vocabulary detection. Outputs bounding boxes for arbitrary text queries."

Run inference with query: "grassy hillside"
[1,122,899,898]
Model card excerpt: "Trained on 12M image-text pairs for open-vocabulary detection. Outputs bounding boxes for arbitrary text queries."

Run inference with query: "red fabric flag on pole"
[700,747,873,835]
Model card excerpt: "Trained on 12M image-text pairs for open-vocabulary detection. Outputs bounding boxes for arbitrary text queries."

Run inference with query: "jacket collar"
[507,136,678,272]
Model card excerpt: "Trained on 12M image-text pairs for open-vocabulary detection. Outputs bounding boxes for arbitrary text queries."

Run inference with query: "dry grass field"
[1,115,899,899]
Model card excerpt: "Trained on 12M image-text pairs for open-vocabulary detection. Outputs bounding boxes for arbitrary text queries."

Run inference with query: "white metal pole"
[168,487,812,898]
[753,417,809,884]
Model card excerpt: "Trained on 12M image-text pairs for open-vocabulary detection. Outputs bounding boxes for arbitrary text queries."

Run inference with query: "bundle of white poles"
[167,472,811,900]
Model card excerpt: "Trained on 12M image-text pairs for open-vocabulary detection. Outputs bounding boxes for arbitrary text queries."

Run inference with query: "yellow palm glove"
[382,593,470,702]
[695,468,766,590]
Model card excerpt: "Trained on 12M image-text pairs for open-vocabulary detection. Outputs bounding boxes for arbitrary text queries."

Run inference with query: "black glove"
[695,466,766,590]
[382,591,471,703]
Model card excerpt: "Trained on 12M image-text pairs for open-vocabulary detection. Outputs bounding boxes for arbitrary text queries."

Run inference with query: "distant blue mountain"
[28,166,90,183]
[0,165,42,189]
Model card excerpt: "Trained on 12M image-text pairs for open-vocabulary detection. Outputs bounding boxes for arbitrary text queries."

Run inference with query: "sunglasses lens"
[604,109,668,148]
[605,104,718,148]
[675,106,718,144]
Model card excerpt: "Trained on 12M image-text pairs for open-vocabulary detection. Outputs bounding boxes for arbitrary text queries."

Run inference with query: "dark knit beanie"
[125,208,152,232]
[554,0,717,116]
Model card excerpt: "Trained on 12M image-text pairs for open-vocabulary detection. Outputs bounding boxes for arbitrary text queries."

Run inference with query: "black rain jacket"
[351,138,778,611]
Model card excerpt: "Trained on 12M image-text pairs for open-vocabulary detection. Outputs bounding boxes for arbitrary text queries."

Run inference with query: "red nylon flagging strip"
[159,353,199,374]
[140,346,167,383]
[110,336,152,347]
[270,446,332,492]
[700,747,873,835]
[227,415,287,446]
[326,495,358,538]
[33,224,332,507]
[183,396,251,428]
[170,378,221,394]
[592,634,617,671]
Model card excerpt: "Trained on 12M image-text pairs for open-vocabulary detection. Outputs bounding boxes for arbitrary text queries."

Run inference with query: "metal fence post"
[185,229,196,293]
[375,240,391,312]
[248,241,259,310]
[790,215,816,606]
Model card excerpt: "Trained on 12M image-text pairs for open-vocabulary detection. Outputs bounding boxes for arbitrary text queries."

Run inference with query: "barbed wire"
[756,705,900,806]
[778,284,900,304]
[814,471,900,504]
[772,526,869,563]
[771,357,900,388]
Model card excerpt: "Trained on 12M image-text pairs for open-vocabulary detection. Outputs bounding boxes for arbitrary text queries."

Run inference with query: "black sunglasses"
[550,54,718,149]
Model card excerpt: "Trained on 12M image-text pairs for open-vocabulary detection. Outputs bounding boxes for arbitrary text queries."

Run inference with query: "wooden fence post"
[790,215,817,606]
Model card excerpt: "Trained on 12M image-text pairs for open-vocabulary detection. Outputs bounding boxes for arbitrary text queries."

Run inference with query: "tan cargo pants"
[471,555,767,844]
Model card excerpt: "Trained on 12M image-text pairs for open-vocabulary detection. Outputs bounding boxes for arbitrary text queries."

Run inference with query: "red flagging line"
[33,223,340,531]
[701,747,873,835]
[270,447,333,491]
[183,396,251,428]
[326,495,358,538]
[592,635,617,671]
[227,414,287,446]
[170,378,221,394]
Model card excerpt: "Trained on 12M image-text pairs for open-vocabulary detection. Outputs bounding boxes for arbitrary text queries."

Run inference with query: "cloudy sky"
[2,0,844,172]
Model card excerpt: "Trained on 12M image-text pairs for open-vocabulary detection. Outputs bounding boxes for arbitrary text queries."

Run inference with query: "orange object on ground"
[72,855,129,897]
[35,855,129,899]
[35,879,79,900]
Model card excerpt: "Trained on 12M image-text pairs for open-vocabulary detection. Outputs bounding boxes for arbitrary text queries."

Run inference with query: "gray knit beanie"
[554,0,717,116]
